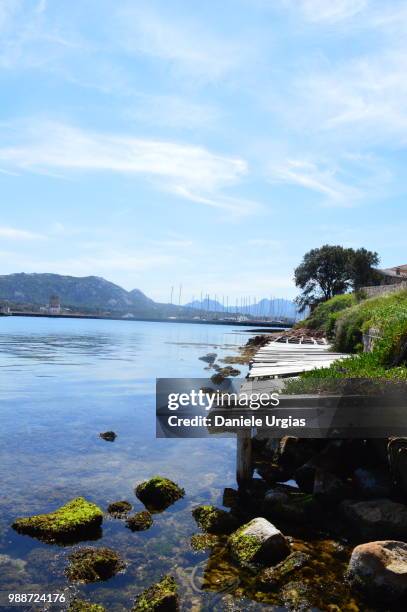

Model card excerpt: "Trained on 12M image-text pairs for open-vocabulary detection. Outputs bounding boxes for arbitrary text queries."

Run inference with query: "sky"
[1,0,407,303]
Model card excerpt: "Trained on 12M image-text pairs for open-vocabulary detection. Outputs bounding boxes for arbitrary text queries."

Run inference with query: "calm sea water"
[0,317,260,611]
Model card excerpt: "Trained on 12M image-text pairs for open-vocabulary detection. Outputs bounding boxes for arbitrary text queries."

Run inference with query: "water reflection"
[0,317,251,610]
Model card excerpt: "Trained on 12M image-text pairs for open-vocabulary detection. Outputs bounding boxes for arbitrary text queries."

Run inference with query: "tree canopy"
[294,245,379,310]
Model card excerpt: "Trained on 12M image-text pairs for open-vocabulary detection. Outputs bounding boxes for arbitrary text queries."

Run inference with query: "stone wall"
[362,281,407,298]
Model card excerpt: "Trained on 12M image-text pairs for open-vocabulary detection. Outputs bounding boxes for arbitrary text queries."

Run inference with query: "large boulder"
[133,575,179,611]
[342,499,407,539]
[135,476,184,511]
[228,517,290,568]
[347,541,407,602]
[12,497,103,543]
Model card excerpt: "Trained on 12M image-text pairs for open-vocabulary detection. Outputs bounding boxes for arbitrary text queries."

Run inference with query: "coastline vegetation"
[287,289,407,392]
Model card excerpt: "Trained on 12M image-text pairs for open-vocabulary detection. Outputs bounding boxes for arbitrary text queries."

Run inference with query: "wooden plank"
[236,429,253,486]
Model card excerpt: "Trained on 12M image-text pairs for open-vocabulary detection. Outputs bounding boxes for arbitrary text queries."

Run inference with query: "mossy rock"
[107,501,132,516]
[66,547,125,583]
[133,575,179,611]
[192,505,239,534]
[190,533,220,551]
[135,477,184,511]
[228,518,290,568]
[126,511,153,532]
[256,551,311,591]
[68,599,106,611]
[12,497,103,543]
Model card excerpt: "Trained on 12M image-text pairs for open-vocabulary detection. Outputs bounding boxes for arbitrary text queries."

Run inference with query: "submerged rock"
[107,500,132,517]
[199,352,217,365]
[66,547,125,583]
[192,505,239,534]
[347,540,407,602]
[342,498,407,539]
[126,511,153,531]
[12,497,103,543]
[228,517,290,568]
[190,533,220,551]
[99,431,117,442]
[133,575,179,611]
[135,476,184,511]
[68,599,106,612]
[257,551,311,591]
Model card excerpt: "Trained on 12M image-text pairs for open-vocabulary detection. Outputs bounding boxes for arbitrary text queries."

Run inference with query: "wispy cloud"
[268,158,361,206]
[0,226,44,240]
[128,94,220,130]
[0,120,257,215]
[117,4,242,81]
[286,0,369,24]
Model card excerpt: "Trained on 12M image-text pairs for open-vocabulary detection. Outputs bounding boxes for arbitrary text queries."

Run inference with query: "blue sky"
[0,0,406,302]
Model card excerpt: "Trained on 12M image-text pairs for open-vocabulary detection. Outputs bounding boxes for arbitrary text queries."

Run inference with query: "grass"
[288,289,407,391]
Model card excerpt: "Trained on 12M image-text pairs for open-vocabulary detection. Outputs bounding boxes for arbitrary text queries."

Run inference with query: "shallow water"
[0,317,381,611]
[0,317,257,610]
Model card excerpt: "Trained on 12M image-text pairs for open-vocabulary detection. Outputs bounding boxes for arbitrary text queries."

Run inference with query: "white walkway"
[248,336,350,378]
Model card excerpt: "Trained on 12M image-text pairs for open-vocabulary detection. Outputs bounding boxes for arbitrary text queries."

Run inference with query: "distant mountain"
[0,273,156,314]
[186,297,302,320]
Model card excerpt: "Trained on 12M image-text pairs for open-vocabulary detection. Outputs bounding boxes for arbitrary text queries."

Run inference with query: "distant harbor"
[7,310,291,328]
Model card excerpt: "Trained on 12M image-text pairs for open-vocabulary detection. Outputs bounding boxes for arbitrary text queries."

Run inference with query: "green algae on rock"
[190,533,221,551]
[107,500,132,517]
[228,518,290,568]
[68,599,106,612]
[126,511,153,532]
[66,547,125,583]
[133,575,179,611]
[12,497,103,543]
[135,476,184,511]
[192,505,239,534]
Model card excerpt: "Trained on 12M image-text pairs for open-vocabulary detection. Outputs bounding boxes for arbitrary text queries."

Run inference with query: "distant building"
[376,265,407,286]
[48,294,61,314]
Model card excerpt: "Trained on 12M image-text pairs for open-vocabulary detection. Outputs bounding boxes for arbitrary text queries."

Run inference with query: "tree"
[349,247,380,290]
[294,245,379,311]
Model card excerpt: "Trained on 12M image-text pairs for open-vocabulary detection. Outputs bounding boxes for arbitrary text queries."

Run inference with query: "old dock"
[235,334,350,485]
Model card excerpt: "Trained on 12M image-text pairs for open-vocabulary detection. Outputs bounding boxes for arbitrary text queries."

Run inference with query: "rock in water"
[135,476,184,511]
[228,517,290,568]
[199,353,217,365]
[12,497,103,543]
[347,541,407,602]
[126,511,153,531]
[107,501,132,516]
[99,431,116,442]
[133,575,179,611]
[68,600,106,611]
[192,505,239,534]
[257,551,311,591]
[341,499,407,539]
[66,547,125,583]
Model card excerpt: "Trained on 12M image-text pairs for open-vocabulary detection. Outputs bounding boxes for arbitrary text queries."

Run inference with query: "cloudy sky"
[1,0,406,302]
